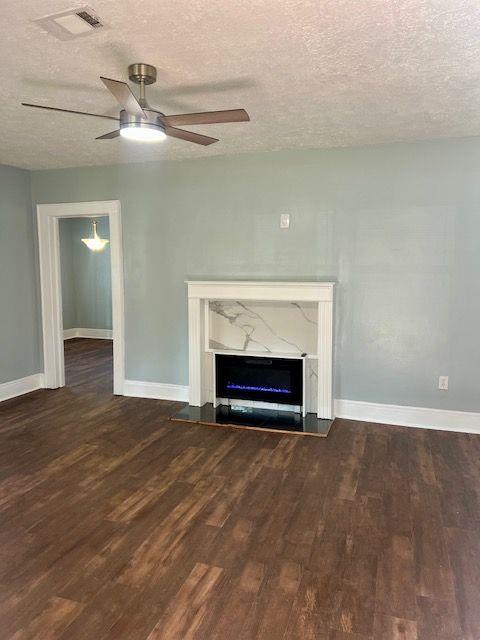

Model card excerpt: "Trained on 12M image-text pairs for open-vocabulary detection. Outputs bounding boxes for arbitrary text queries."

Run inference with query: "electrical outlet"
[438,375,449,390]
[280,213,290,229]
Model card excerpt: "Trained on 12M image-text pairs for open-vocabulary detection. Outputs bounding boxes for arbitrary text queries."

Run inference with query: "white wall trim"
[123,380,189,402]
[63,328,113,340]
[37,200,125,395]
[335,398,480,435]
[63,328,78,340]
[120,382,480,435]
[0,374,45,403]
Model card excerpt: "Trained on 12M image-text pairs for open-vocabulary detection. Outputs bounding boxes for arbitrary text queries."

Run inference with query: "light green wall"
[59,217,112,331]
[30,139,480,412]
[0,165,40,384]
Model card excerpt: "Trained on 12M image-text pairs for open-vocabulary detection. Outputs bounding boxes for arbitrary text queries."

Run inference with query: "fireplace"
[215,354,303,406]
[170,280,335,437]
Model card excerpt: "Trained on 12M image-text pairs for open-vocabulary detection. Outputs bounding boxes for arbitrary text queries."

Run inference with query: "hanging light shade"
[81,219,109,252]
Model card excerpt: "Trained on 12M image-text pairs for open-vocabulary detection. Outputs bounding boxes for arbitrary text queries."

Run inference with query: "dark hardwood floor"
[0,338,479,639]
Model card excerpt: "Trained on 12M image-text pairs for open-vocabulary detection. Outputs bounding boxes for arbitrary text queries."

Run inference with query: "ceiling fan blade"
[96,129,121,140]
[162,108,249,127]
[21,103,118,121]
[165,126,218,146]
[100,77,146,118]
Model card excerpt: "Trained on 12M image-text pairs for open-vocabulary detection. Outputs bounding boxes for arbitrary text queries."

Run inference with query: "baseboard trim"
[123,380,189,402]
[0,373,45,403]
[117,381,480,435]
[63,328,113,340]
[334,398,480,435]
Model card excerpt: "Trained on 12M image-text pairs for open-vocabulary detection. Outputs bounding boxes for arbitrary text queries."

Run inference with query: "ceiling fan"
[22,63,250,145]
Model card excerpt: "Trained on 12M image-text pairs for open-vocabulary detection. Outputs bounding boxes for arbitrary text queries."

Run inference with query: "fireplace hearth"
[171,403,333,437]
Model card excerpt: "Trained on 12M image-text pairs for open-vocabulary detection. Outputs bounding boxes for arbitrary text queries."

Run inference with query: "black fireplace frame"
[214,353,304,407]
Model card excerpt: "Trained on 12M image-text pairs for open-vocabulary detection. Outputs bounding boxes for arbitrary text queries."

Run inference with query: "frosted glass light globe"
[81,220,109,252]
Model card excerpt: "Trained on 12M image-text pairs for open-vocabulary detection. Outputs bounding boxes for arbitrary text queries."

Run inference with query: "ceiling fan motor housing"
[128,63,157,85]
[119,108,165,134]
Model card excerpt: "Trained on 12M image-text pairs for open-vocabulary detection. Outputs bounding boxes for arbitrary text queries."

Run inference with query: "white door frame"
[37,200,125,394]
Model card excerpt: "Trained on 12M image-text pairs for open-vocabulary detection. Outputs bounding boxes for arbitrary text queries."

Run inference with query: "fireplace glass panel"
[215,354,303,405]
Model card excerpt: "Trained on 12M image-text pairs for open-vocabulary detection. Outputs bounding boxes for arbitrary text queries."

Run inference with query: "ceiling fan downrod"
[128,63,156,107]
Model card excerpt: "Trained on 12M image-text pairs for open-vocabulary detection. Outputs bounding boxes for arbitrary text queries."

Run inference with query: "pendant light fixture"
[81,219,109,252]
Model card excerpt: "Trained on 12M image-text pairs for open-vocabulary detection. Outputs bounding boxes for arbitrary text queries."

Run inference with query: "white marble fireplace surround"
[187,281,335,419]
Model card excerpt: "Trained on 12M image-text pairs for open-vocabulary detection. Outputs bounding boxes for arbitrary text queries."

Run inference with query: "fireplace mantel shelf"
[186,280,336,285]
[209,348,316,360]
[186,280,335,302]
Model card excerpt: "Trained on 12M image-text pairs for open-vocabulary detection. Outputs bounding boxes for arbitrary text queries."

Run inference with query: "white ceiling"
[2,0,480,170]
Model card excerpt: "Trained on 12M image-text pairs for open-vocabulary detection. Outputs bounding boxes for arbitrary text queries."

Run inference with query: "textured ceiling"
[2,0,480,169]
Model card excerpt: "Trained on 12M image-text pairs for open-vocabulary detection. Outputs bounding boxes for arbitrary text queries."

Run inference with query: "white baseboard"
[63,328,113,340]
[0,373,45,403]
[123,380,189,402]
[100,378,480,435]
[2,371,476,435]
[334,398,480,435]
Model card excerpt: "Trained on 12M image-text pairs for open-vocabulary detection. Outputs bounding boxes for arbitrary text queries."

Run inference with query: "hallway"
[64,338,113,395]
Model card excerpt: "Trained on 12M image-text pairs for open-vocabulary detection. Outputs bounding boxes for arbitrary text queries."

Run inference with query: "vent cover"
[33,6,107,40]
[75,10,103,28]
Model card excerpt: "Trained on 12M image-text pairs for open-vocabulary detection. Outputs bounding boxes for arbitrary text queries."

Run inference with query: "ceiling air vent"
[75,10,103,28]
[33,6,108,40]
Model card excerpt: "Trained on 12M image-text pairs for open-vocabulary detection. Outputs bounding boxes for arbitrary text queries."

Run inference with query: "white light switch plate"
[280,213,290,229]
[438,375,449,390]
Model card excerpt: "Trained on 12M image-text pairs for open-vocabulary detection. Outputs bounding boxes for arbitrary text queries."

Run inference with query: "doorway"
[36,201,125,394]
[59,216,113,392]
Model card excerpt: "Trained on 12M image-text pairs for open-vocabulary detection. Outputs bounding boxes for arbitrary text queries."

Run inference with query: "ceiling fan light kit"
[119,110,167,142]
[22,63,250,146]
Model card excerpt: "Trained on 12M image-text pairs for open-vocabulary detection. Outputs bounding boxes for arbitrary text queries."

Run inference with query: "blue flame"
[226,383,290,394]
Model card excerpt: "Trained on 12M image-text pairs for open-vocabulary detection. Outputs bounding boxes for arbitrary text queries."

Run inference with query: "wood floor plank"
[375,534,416,621]
[283,569,335,639]
[373,613,418,639]
[200,560,266,639]
[415,595,463,640]
[444,526,480,640]
[146,562,224,640]
[239,560,302,639]
[410,479,455,602]
[7,596,83,640]
[54,583,138,639]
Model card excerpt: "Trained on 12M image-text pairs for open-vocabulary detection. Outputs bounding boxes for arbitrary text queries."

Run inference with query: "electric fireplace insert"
[215,353,303,406]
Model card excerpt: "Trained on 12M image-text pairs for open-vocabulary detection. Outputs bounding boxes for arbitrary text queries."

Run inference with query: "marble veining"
[209,300,317,355]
